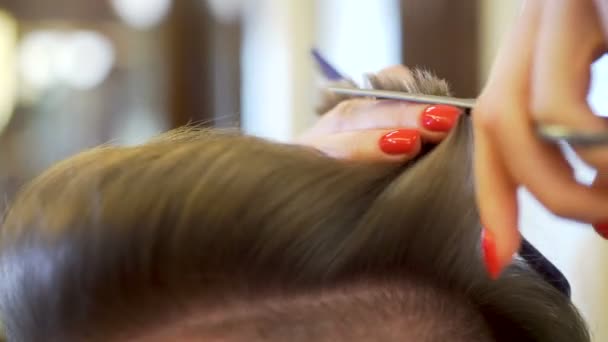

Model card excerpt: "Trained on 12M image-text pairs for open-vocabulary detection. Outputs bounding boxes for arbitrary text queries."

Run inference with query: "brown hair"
[0,70,590,341]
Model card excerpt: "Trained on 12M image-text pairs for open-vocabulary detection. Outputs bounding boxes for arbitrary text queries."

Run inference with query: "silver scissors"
[311,48,608,147]
[327,86,608,147]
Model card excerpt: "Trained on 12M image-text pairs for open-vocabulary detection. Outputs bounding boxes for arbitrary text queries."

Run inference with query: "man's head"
[0,123,589,341]
[0,70,590,341]
[133,282,492,341]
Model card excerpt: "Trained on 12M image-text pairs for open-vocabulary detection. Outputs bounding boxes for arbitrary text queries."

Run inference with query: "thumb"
[475,126,522,279]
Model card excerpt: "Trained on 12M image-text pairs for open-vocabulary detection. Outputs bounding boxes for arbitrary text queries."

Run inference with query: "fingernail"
[593,222,608,239]
[421,105,461,132]
[379,129,420,155]
[482,228,502,280]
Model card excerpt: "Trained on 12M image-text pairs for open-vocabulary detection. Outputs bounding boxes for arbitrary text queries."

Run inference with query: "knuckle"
[330,98,369,119]
[538,192,583,220]
[543,198,575,218]
[530,99,556,124]
[472,97,504,133]
[344,143,366,160]
[314,141,346,159]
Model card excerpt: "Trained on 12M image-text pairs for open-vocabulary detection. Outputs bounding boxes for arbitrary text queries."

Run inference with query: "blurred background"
[0,0,489,200]
[0,0,607,339]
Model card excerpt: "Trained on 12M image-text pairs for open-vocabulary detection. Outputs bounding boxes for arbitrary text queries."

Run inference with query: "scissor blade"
[327,87,477,109]
[327,86,608,147]
[537,125,608,147]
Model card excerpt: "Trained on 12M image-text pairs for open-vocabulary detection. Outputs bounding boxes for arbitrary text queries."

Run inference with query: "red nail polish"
[482,228,502,280]
[421,105,461,132]
[379,129,420,155]
[593,222,608,239]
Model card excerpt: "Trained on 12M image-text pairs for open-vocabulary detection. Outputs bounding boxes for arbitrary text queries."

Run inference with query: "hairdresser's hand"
[474,0,608,278]
[297,66,462,162]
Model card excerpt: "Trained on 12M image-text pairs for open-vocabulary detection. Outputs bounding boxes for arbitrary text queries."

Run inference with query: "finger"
[499,0,608,222]
[314,98,463,144]
[534,0,605,117]
[496,0,608,222]
[532,0,608,168]
[305,128,422,163]
[593,0,608,40]
[505,110,608,223]
[474,0,546,272]
[591,173,608,238]
[473,116,521,278]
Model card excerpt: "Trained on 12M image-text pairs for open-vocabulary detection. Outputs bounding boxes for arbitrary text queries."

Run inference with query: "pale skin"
[297,66,458,162]
[473,0,608,273]
[299,0,608,277]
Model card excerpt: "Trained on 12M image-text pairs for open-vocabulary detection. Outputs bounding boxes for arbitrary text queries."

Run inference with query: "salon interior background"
[0,0,608,340]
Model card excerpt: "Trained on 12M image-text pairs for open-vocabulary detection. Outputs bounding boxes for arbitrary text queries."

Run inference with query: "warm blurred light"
[111,0,172,29]
[317,0,402,85]
[0,10,17,135]
[19,31,62,90]
[19,30,115,92]
[55,31,115,90]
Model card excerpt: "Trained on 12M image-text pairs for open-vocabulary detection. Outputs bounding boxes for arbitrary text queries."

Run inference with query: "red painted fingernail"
[379,129,420,155]
[421,105,462,132]
[482,228,502,280]
[593,222,608,239]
